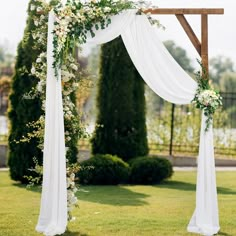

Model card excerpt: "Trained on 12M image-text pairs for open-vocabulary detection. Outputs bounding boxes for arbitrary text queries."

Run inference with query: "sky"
[0,0,235,66]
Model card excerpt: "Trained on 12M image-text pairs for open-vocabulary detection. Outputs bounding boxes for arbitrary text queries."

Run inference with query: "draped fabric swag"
[36,10,219,236]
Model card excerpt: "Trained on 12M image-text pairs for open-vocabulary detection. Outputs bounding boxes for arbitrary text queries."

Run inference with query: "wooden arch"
[143,8,224,75]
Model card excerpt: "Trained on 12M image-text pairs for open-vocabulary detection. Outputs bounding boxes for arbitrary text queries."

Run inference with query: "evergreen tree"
[91,37,148,161]
[8,1,43,183]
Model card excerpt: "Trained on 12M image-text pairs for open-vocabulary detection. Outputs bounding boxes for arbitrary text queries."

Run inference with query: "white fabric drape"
[187,113,220,235]
[36,11,67,236]
[38,9,219,236]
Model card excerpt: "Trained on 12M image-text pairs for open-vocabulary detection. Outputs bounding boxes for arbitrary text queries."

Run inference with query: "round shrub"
[78,154,130,185]
[129,156,173,184]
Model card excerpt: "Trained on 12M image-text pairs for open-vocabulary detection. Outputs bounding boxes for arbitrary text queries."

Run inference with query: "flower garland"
[51,0,163,75]
[192,63,222,132]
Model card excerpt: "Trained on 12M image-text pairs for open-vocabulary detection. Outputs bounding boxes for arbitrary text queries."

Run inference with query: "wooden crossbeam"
[143,8,224,15]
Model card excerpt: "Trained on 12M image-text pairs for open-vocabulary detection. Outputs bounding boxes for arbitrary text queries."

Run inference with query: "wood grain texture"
[143,8,224,15]
[201,14,209,76]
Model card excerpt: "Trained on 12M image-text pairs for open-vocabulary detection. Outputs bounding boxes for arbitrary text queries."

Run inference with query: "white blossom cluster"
[53,1,116,57]
[67,172,78,215]
[192,67,223,132]
[197,89,222,108]
[30,0,50,45]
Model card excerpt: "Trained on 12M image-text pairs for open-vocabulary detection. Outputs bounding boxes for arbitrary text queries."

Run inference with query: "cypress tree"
[8,1,43,183]
[91,36,148,161]
[8,1,80,182]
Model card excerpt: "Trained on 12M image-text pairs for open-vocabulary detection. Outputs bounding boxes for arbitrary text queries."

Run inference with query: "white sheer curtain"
[37,10,219,236]
[36,11,67,236]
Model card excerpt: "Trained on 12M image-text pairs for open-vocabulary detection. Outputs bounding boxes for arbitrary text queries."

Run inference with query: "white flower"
[70,63,78,71]
[104,7,111,13]
[70,173,75,179]
[34,20,39,26]
[36,80,44,93]
[36,57,42,63]
[36,7,43,12]
[30,5,35,11]
[31,66,36,75]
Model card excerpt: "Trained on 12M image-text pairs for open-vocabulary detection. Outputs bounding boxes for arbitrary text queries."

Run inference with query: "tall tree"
[91,37,148,161]
[8,1,43,183]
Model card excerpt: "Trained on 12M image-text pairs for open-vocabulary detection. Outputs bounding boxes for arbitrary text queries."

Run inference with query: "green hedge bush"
[78,154,130,185]
[129,156,173,184]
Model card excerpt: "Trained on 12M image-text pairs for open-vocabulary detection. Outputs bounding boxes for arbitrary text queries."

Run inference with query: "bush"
[129,156,173,184]
[78,154,130,185]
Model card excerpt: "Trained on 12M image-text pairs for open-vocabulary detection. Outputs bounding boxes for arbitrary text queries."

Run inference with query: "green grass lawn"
[0,171,236,236]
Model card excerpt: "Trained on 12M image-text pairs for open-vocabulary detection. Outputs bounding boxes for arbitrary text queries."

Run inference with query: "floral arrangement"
[51,0,162,75]
[192,64,222,131]
[24,0,163,223]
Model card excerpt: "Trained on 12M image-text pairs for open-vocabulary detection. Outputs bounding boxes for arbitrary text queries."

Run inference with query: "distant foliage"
[78,154,130,185]
[129,156,173,184]
[91,36,148,161]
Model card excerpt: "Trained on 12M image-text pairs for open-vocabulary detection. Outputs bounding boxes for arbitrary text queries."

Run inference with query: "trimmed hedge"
[78,154,130,185]
[129,156,173,184]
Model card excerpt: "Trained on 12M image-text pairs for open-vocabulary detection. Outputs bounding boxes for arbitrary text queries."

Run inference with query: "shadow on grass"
[158,180,236,195]
[218,231,231,236]
[13,183,149,206]
[64,230,89,236]
[77,185,149,206]
[13,183,41,193]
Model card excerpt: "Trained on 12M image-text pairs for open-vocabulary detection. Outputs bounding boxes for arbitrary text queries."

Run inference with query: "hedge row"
[78,154,173,185]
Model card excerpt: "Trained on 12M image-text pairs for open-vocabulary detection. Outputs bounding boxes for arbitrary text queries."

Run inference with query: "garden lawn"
[0,171,236,236]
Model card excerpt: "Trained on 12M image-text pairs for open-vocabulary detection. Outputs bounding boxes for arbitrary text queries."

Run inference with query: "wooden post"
[169,104,175,156]
[201,14,209,76]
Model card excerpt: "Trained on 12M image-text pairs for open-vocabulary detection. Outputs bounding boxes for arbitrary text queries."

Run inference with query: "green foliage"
[129,156,173,184]
[8,1,43,183]
[91,36,148,161]
[78,154,130,185]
